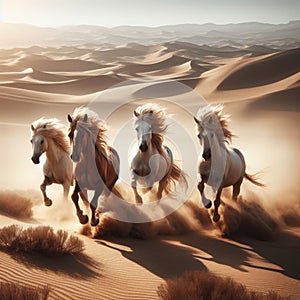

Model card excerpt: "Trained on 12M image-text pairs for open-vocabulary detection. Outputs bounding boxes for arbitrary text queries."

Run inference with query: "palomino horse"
[194,105,264,222]
[68,107,120,226]
[131,103,187,204]
[30,118,73,206]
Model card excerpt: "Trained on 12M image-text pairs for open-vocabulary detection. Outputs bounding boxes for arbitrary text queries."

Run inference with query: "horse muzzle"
[71,153,80,163]
[31,156,40,164]
[202,149,211,160]
[139,143,148,153]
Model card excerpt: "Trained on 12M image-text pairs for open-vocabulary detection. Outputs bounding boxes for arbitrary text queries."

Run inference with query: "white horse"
[194,105,264,222]
[131,103,187,204]
[30,118,73,206]
[68,107,120,226]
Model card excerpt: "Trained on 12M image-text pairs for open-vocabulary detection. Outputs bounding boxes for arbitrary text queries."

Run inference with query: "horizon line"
[0,19,299,29]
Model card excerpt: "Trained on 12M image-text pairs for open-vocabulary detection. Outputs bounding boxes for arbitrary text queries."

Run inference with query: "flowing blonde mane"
[134,103,168,151]
[31,118,70,153]
[70,106,108,155]
[196,104,234,144]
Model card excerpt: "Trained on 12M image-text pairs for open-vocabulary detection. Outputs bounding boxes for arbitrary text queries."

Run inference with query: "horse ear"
[68,114,72,123]
[193,117,199,124]
[31,124,35,131]
[134,110,139,117]
[83,114,88,122]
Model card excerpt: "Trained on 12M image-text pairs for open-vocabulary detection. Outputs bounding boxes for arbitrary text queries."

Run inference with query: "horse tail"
[244,172,265,187]
[164,146,188,194]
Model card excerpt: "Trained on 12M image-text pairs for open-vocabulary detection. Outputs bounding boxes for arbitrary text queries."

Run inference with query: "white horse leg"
[213,187,222,222]
[71,181,89,224]
[41,176,53,207]
[90,185,103,227]
[131,172,143,204]
[62,182,70,201]
[79,189,89,208]
[232,177,243,201]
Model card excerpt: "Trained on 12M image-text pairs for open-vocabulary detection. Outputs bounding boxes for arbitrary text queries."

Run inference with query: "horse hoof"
[213,214,220,222]
[44,199,52,207]
[79,214,89,225]
[91,218,99,227]
[205,201,212,209]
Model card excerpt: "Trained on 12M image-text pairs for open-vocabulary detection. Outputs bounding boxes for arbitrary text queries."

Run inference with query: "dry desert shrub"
[0,191,34,219]
[157,270,291,300]
[0,281,49,300]
[0,225,84,256]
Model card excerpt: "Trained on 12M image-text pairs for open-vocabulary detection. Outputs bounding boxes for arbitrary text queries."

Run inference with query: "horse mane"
[197,104,234,144]
[31,118,70,153]
[134,103,168,153]
[71,106,109,156]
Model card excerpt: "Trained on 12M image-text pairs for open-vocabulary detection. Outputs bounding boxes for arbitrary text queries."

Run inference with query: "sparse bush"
[0,191,34,219]
[0,225,84,256]
[0,281,49,300]
[157,270,291,300]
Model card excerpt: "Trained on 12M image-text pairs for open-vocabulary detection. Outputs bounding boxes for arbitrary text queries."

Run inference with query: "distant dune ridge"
[0,23,299,300]
[0,21,300,49]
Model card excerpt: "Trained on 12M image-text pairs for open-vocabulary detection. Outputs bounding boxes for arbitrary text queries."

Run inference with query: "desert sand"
[0,31,299,299]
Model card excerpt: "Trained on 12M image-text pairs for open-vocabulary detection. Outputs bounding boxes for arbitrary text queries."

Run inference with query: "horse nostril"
[31,156,39,164]
[139,144,148,152]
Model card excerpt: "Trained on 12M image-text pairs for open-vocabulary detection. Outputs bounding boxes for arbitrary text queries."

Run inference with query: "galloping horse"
[131,103,187,204]
[68,107,120,226]
[30,118,73,206]
[194,105,264,222]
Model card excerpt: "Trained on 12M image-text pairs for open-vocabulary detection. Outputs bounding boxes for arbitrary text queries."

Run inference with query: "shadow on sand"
[5,251,101,279]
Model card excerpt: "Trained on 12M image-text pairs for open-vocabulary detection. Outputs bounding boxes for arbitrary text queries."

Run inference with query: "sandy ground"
[0,42,299,299]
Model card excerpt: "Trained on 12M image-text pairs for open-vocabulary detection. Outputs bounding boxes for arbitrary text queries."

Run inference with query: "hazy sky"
[1,0,299,27]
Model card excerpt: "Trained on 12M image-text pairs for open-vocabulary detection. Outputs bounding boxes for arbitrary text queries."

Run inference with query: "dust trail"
[0,190,39,220]
[79,182,300,241]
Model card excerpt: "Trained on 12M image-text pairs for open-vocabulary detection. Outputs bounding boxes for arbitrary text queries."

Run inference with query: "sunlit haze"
[1,0,299,27]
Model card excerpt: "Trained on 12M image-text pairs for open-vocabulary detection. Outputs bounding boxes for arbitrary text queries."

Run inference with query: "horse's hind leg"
[41,176,53,207]
[232,178,243,201]
[197,177,212,208]
[213,187,222,222]
[71,181,88,224]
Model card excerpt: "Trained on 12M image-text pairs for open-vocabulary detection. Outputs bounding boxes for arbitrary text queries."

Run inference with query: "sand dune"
[218,48,300,90]
[0,39,299,299]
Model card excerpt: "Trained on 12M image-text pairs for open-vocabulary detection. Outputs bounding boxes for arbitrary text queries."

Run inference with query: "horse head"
[134,114,152,153]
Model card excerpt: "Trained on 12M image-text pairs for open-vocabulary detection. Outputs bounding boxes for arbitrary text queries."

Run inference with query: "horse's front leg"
[131,171,143,204]
[213,187,222,222]
[197,176,212,208]
[40,176,53,207]
[62,182,70,201]
[90,185,103,227]
[71,181,89,224]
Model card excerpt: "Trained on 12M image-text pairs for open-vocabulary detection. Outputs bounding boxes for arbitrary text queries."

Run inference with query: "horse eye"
[30,139,33,143]
[41,140,44,145]
[197,134,201,139]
